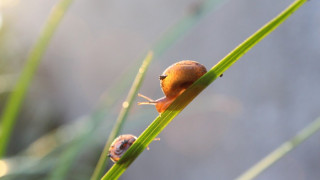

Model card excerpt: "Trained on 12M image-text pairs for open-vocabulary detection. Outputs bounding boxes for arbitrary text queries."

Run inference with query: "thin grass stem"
[16,0,225,176]
[236,117,320,180]
[101,0,308,179]
[0,0,74,158]
[90,52,154,180]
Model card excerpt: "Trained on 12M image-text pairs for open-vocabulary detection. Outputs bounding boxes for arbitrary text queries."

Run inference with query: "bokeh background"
[0,0,319,179]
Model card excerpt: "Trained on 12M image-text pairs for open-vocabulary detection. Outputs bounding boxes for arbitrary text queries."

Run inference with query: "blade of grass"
[91,1,226,179]
[102,0,308,179]
[44,55,149,179]
[0,0,74,158]
[1,112,152,178]
[90,52,153,180]
[40,56,151,179]
[26,0,225,161]
[17,0,224,167]
[40,57,149,157]
[236,117,320,180]
[7,0,226,177]
[47,52,153,180]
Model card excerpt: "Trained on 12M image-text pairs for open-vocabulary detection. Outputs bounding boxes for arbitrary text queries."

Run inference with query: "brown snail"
[138,60,207,113]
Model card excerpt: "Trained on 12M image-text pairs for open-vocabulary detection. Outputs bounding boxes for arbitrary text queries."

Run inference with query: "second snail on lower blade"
[138,60,207,113]
[108,134,160,163]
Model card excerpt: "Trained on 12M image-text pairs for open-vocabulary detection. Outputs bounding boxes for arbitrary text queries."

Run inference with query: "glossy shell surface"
[160,60,207,98]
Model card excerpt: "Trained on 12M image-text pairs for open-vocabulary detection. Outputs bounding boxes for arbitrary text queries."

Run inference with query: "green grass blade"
[45,52,153,180]
[90,1,225,178]
[90,52,154,180]
[8,0,225,176]
[44,56,148,180]
[101,0,308,179]
[17,0,223,171]
[0,0,73,158]
[236,117,320,180]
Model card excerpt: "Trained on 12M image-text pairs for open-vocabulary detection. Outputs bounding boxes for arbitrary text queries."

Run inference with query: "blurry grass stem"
[90,52,153,180]
[0,0,73,157]
[102,0,308,179]
[91,0,226,179]
[9,0,225,177]
[236,117,320,180]
[46,53,154,179]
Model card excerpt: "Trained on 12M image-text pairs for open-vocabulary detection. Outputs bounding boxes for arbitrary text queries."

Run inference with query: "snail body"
[108,134,137,162]
[138,60,207,113]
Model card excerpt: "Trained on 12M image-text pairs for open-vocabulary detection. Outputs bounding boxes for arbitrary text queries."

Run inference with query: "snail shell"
[108,134,137,162]
[160,60,207,98]
[138,60,207,113]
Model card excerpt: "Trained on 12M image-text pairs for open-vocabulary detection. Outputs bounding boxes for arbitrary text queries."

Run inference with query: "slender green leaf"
[90,52,153,180]
[102,0,308,179]
[91,1,226,179]
[236,117,320,180]
[0,0,73,157]
[6,0,225,176]
[45,56,149,180]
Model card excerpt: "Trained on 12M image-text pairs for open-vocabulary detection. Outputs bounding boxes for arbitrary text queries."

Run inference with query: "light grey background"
[1,0,319,179]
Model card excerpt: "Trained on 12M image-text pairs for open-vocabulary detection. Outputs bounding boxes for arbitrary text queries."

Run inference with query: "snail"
[108,134,160,162]
[108,134,137,162]
[138,60,207,113]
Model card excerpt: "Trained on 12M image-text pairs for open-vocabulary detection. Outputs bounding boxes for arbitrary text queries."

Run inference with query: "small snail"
[108,134,160,162]
[108,134,137,162]
[138,60,207,113]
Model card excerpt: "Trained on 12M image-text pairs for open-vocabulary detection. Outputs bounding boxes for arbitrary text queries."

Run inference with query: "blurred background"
[0,0,319,179]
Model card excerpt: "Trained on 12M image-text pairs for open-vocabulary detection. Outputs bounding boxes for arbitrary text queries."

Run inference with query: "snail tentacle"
[137,93,157,105]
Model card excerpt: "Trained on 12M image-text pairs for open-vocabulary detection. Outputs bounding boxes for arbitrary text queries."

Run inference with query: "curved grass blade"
[12,0,226,177]
[45,55,151,180]
[0,0,74,158]
[90,52,153,180]
[91,1,226,178]
[236,117,320,180]
[0,112,151,178]
[5,0,226,177]
[102,0,308,179]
